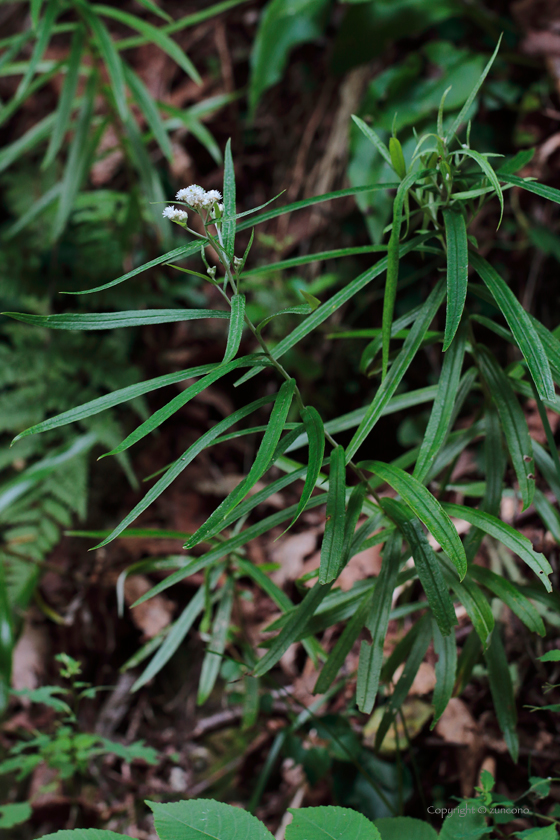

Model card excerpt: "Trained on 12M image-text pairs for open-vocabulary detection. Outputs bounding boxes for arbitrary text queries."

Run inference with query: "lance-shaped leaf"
[223,294,245,363]
[469,565,545,636]
[83,8,128,122]
[314,590,373,696]
[356,532,403,714]
[184,379,296,549]
[123,61,172,161]
[347,280,445,461]
[351,115,392,166]
[42,24,85,170]
[340,483,367,570]
[499,172,560,207]
[443,503,553,591]
[444,35,502,143]
[222,138,236,260]
[318,445,347,584]
[382,168,434,378]
[460,149,504,226]
[431,617,456,728]
[282,406,325,534]
[414,326,466,483]
[252,580,332,678]
[443,567,494,649]
[383,499,456,636]
[374,614,432,752]
[3,309,229,330]
[475,346,535,511]
[366,462,466,579]
[197,578,234,705]
[442,209,468,350]
[93,394,275,549]
[483,628,519,762]
[15,0,59,101]
[471,253,554,401]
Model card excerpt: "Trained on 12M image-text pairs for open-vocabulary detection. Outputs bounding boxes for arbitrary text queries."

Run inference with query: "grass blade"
[367,462,467,579]
[442,209,468,350]
[16,0,59,100]
[356,532,403,714]
[223,294,245,363]
[318,446,347,584]
[414,325,466,482]
[475,346,535,510]
[471,253,554,401]
[443,503,553,591]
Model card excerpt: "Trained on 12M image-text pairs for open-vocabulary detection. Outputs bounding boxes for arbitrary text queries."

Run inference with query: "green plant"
[0,653,159,830]
[5,44,560,776]
[30,784,560,839]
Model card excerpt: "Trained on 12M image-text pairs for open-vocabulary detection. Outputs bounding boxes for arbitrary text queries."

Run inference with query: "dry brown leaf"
[270,531,317,587]
[11,619,49,694]
[124,575,175,640]
[435,697,484,796]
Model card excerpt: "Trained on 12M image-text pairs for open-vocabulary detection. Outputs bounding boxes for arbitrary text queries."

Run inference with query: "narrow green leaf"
[31,0,45,29]
[431,617,456,728]
[533,440,560,504]
[444,35,502,143]
[94,5,201,84]
[0,113,57,174]
[414,325,466,482]
[367,462,467,579]
[93,394,275,548]
[483,628,519,762]
[318,446,347,584]
[442,209,468,350]
[534,488,560,545]
[42,25,85,170]
[149,799,275,840]
[235,233,434,387]
[475,345,535,510]
[256,304,312,335]
[123,61,172,160]
[252,581,332,678]
[197,578,234,704]
[497,148,534,176]
[83,8,128,121]
[389,136,406,179]
[347,279,445,461]
[133,0,172,22]
[356,532,403,714]
[3,309,228,331]
[223,138,236,260]
[460,149,504,227]
[66,241,202,295]
[287,807,381,840]
[0,560,14,713]
[443,503,553,591]
[314,590,372,696]
[374,614,432,752]
[443,567,494,649]
[351,115,392,167]
[384,499,456,636]
[469,565,545,636]
[341,483,367,569]
[16,0,59,100]
[223,294,245,363]
[184,379,296,549]
[471,253,554,401]
[383,168,434,378]
[499,172,560,206]
[282,406,325,533]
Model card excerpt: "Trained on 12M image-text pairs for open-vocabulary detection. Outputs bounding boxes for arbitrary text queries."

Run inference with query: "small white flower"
[176,185,206,207]
[162,205,188,222]
[205,189,222,203]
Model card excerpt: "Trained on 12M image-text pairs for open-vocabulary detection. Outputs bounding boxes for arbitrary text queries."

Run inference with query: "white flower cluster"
[162,205,188,222]
[176,185,223,212]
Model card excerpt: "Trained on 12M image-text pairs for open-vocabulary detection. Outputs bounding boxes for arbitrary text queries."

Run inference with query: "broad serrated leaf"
[184,379,296,549]
[469,565,545,636]
[483,628,519,762]
[383,499,456,636]
[475,346,535,510]
[223,293,245,363]
[374,818,438,840]
[414,325,466,482]
[3,309,229,330]
[366,462,466,579]
[347,279,445,461]
[39,832,123,840]
[442,209,468,350]
[222,138,236,260]
[149,799,274,840]
[286,806,380,840]
[471,253,554,401]
[252,580,332,678]
[356,532,402,713]
[318,445,346,583]
[431,617,456,727]
[443,503,553,591]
